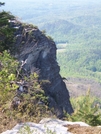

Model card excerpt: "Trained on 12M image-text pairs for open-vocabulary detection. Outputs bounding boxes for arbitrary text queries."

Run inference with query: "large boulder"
[2,118,89,134]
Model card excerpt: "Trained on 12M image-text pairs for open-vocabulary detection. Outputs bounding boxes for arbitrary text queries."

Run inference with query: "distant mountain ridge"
[40,19,79,33]
[40,19,81,43]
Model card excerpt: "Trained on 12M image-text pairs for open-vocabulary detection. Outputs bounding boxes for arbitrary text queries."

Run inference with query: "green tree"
[0,51,18,105]
[66,90,101,126]
[0,4,15,52]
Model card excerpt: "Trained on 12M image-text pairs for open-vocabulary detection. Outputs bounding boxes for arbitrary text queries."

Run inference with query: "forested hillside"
[1,0,101,80]
[57,43,101,81]
[1,1,101,133]
[1,0,101,81]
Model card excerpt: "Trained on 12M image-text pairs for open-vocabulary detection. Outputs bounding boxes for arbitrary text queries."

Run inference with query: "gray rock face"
[12,21,73,117]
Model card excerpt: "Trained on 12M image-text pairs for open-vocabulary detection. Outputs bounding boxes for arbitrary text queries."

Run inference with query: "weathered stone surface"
[1,118,89,134]
[12,21,73,117]
[3,118,101,134]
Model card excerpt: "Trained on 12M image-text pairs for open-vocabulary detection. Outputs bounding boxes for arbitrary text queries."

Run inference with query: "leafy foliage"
[14,73,50,121]
[0,50,18,105]
[0,52,54,133]
[65,90,101,126]
[18,124,56,134]
[18,125,34,134]
[0,11,15,52]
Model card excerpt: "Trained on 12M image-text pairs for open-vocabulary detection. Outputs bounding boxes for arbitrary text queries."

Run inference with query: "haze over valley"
[1,1,101,132]
[1,0,101,83]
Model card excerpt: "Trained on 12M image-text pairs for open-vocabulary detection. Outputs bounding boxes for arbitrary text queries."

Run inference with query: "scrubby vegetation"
[18,125,56,134]
[1,1,101,133]
[0,7,54,129]
[0,6,54,133]
[0,10,15,52]
[65,90,101,126]
[0,51,53,133]
[0,51,18,106]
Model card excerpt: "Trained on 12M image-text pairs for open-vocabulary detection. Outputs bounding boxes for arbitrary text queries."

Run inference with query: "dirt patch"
[65,124,101,134]
[64,77,101,98]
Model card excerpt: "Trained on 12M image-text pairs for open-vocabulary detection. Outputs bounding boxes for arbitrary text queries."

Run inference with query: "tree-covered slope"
[40,19,81,43]
[57,42,101,82]
[1,0,101,82]
[40,14,101,44]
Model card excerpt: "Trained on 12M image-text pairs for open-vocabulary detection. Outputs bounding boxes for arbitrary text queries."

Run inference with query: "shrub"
[18,124,56,134]
[0,51,18,105]
[14,73,50,122]
[0,51,54,133]
[0,11,15,52]
[47,35,53,41]
[42,30,46,35]
[65,90,101,126]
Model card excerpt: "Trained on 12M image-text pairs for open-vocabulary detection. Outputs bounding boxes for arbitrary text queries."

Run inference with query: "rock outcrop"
[1,118,89,134]
[2,118,101,134]
[11,20,73,117]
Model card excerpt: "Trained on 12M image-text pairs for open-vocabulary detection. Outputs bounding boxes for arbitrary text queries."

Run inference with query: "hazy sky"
[1,0,99,13]
[0,0,100,24]
[0,0,97,5]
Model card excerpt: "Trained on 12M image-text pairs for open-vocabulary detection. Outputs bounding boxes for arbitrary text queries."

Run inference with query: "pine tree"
[0,2,15,52]
[66,90,101,126]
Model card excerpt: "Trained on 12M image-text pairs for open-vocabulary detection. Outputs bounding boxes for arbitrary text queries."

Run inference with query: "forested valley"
[1,0,101,81]
[1,1,101,133]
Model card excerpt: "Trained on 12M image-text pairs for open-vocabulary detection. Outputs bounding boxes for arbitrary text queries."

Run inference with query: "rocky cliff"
[10,20,73,117]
